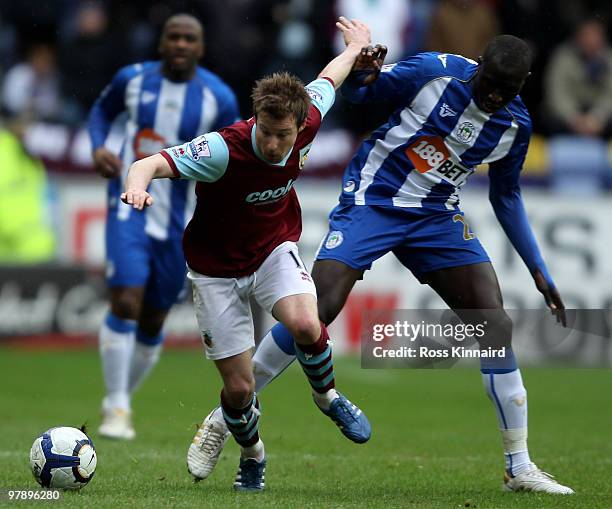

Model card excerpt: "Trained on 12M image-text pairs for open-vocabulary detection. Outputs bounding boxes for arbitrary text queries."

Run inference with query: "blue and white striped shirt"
[340,52,531,211]
[88,61,239,240]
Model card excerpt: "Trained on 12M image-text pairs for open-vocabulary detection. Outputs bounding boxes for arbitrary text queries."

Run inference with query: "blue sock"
[269,322,295,355]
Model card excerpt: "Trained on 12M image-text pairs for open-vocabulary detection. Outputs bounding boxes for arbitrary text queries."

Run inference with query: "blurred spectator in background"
[0,110,55,263]
[543,17,612,138]
[263,0,334,83]
[88,13,239,440]
[332,0,413,136]
[425,0,500,60]
[196,0,295,116]
[1,43,63,121]
[333,0,412,63]
[59,1,125,122]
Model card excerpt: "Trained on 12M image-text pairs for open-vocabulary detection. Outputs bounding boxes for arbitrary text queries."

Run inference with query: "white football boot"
[98,404,136,440]
[187,407,230,480]
[504,464,574,494]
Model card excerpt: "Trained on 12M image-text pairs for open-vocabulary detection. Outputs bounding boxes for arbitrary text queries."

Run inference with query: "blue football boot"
[318,392,371,443]
[233,457,266,492]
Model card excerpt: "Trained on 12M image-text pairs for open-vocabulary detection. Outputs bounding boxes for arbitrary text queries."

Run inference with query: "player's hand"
[93,147,122,178]
[121,189,154,210]
[533,269,567,327]
[336,16,371,48]
[353,44,388,85]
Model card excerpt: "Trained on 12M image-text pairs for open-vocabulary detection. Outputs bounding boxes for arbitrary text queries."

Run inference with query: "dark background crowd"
[1,0,611,136]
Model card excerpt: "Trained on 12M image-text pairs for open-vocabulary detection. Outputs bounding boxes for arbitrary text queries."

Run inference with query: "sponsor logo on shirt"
[325,231,344,249]
[141,91,157,104]
[201,329,213,348]
[343,180,356,192]
[245,179,294,204]
[406,136,471,186]
[381,63,397,73]
[187,135,211,161]
[439,103,457,117]
[307,88,323,104]
[171,146,186,158]
[300,271,312,282]
[134,128,167,160]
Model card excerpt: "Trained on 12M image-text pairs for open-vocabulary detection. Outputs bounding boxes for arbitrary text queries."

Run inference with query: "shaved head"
[159,13,205,81]
[482,35,532,80]
[472,35,532,113]
[162,13,204,38]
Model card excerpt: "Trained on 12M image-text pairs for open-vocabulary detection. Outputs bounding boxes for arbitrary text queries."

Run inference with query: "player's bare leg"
[98,286,144,440]
[187,261,366,477]
[424,262,574,494]
[273,291,371,443]
[214,351,265,491]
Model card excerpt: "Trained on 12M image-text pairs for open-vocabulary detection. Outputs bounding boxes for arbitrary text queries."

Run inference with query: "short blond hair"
[251,72,310,126]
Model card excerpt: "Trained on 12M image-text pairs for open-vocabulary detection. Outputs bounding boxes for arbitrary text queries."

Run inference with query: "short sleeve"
[305,78,336,118]
[161,132,229,182]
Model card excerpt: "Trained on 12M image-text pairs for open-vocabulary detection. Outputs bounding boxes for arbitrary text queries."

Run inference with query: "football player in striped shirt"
[88,14,239,440]
[190,35,574,495]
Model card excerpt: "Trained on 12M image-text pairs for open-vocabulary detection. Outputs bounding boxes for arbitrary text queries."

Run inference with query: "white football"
[29,427,97,490]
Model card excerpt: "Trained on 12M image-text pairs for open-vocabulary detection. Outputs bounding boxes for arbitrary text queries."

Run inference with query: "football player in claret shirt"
[192,35,575,494]
[88,14,239,440]
[121,17,381,492]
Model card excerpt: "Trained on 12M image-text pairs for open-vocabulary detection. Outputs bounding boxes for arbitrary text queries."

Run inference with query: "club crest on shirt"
[299,144,312,171]
[455,121,476,144]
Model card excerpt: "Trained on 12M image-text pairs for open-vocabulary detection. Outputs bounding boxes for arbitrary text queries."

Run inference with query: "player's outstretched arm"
[317,17,372,90]
[489,157,567,326]
[121,154,174,210]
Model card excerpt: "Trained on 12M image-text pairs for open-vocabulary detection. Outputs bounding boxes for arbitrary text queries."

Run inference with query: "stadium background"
[0,1,611,507]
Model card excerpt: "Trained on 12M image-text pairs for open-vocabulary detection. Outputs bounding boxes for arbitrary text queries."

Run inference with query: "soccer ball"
[29,427,97,490]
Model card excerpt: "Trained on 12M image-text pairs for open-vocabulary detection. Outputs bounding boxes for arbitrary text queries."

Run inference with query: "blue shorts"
[316,204,490,282]
[106,211,187,311]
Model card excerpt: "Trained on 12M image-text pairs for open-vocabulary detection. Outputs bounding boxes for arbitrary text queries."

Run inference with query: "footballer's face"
[159,17,203,78]
[473,62,528,113]
[255,112,305,164]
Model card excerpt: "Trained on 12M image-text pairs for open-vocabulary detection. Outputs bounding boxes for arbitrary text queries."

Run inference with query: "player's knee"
[138,313,166,337]
[479,311,513,349]
[316,301,337,327]
[223,376,255,408]
[111,293,141,320]
[285,315,321,343]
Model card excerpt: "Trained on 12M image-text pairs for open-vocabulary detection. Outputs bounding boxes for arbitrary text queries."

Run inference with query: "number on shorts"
[452,214,476,241]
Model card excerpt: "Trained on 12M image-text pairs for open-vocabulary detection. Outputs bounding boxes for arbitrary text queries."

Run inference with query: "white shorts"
[189,241,317,360]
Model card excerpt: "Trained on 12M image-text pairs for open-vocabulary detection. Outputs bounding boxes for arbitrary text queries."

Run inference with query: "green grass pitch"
[0,348,610,508]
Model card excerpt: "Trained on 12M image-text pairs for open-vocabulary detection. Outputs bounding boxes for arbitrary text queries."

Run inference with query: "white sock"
[241,439,265,462]
[312,388,339,410]
[253,329,296,393]
[128,341,163,394]
[99,313,135,411]
[482,369,532,475]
